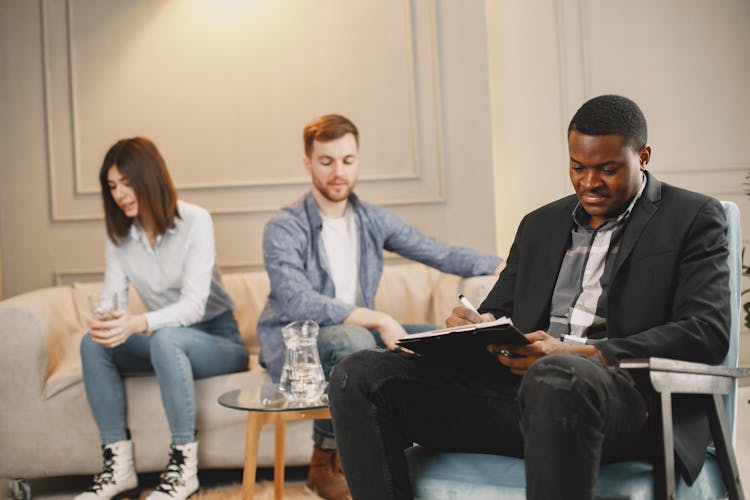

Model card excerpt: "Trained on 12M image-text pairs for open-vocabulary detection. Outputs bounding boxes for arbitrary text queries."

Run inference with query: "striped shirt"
[547,174,646,340]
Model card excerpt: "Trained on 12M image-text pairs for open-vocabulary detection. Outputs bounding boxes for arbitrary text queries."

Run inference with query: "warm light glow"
[159,0,290,52]
[64,0,415,191]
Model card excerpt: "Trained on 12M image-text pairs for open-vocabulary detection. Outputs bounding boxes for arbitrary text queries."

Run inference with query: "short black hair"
[568,95,647,151]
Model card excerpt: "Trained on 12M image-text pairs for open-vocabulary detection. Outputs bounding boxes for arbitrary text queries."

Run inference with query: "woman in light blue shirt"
[76,137,249,500]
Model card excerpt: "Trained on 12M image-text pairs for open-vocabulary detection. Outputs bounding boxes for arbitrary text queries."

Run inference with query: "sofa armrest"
[428,274,498,327]
[0,286,86,400]
[457,275,498,310]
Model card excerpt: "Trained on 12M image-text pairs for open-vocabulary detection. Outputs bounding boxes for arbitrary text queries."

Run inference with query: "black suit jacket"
[480,172,730,482]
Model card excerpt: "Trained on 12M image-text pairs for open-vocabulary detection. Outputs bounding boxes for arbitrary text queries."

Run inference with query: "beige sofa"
[0,262,495,480]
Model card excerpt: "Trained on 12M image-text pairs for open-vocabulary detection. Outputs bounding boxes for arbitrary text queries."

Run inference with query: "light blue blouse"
[101,200,234,331]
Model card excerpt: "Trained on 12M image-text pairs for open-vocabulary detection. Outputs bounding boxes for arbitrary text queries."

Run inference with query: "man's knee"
[330,349,377,395]
[329,349,399,400]
[520,355,604,414]
[319,324,377,357]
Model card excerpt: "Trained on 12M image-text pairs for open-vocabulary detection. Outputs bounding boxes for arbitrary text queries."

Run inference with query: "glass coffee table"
[218,383,330,500]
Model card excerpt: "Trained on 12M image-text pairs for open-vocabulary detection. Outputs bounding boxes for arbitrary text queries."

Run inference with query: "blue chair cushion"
[407,447,727,499]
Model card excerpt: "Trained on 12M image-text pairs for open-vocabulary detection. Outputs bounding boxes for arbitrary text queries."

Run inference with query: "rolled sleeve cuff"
[325,300,358,325]
[475,255,503,276]
[144,310,179,332]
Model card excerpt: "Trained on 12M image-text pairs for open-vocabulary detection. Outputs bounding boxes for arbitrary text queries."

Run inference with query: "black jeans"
[329,349,649,500]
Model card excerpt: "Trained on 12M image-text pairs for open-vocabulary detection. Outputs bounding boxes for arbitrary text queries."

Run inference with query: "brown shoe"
[306,445,352,500]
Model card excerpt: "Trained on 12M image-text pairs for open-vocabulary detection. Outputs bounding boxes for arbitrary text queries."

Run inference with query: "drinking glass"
[88,291,118,321]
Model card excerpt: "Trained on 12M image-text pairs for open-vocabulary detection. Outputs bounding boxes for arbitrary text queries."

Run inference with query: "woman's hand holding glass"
[88,292,147,348]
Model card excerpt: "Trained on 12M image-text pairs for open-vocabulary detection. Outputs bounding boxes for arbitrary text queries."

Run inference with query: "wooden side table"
[219,385,330,500]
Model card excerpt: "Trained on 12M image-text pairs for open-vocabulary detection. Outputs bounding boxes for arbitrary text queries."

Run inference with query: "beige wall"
[3,0,749,362]
[0,0,498,297]
[487,0,750,253]
[486,0,750,364]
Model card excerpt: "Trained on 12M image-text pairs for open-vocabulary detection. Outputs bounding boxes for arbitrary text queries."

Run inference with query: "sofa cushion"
[41,283,149,399]
[375,263,443,325]
[221,272,270,360]
[44,264,496,399]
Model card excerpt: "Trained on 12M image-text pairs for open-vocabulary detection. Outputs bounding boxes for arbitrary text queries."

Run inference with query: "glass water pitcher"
[278,320,327,403]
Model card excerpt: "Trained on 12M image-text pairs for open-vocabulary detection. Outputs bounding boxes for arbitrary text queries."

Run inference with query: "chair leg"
[654,392,675,500]
[707,393,745,500]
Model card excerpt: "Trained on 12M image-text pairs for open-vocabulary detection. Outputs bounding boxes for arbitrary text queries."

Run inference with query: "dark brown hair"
[303,114,359,157]
[98,137,180,243]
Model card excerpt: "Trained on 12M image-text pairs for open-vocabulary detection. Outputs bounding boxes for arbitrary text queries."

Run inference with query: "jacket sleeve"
[597,198,730,365]
[376,206,502,277]
[477,215,526,319]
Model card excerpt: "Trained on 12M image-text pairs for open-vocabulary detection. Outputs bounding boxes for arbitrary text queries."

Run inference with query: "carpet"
[134,481,323,499]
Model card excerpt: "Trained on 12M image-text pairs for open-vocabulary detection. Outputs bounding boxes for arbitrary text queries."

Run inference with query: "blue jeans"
[313,323,436,450]
[80,310,249,445]
[329,350,649,500]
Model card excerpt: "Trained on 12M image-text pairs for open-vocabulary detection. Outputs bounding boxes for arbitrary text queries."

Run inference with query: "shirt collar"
[128,222,149,249]
[572,171,647,228]
[305,190,361,230]
[128,220,175,249]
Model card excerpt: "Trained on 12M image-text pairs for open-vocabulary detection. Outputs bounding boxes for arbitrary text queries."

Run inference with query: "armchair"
[407,201,747,499]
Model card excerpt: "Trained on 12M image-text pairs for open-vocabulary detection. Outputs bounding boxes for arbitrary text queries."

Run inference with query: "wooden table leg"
[242,411,264,500]
[274,417,286,500]
[234,406,329,500]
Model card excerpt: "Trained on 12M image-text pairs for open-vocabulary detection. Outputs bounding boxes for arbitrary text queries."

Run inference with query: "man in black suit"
[328,95,730,500]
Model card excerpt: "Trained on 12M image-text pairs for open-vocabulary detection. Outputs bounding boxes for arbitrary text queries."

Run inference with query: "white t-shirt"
[320,206,363,306]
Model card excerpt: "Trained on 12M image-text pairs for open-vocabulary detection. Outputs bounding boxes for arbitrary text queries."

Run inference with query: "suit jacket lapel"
[542,199,577,283]
[526,197,576,328]
[611,172,662,279]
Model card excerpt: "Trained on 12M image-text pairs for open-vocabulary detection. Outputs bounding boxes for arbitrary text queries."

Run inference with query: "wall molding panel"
[55,261,266,285]
[2,0,495,298]
[40,0,446,221]
[54,254,412,286]
[554,0,585,146]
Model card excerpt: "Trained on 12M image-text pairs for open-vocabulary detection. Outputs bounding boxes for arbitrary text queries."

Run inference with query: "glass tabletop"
[218,382,329,412]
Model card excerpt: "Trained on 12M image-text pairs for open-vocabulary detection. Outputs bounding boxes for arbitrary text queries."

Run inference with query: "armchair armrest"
[620,357,749,395]
[620,357,749,377]
[619,357,748,500]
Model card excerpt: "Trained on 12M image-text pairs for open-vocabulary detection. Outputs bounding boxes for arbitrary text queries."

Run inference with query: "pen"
[458,294,480,315]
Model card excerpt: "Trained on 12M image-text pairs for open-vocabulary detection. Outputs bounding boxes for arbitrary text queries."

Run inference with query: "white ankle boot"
[75,440,138,500]
[146,442,199,500]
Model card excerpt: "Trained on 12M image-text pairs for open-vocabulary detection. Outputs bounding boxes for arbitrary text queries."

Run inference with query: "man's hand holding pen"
[446,294,496,327]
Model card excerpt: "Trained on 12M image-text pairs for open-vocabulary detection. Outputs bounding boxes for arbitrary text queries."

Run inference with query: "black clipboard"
[396,317,529,359]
